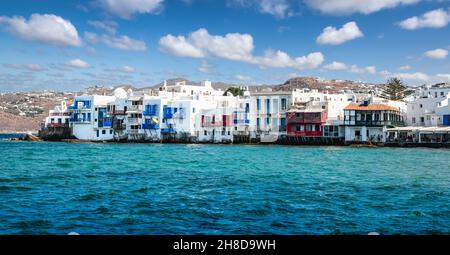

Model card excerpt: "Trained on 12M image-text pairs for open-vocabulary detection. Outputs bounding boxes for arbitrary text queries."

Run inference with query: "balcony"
[144,105,158,116]
[202,121,224,127]
[109,110,127,115]
[49,112,71,117]
[142,123,160,130]
[163,107,174,119]
[128,105,143,112]
[70,101,91,110]
[127,118,142,124]
[233,119,250,125]
[47,123,70,128]
[161,128,176,134]
[354,120,404,127]
[128,129,141,134]
[70,118,91,124]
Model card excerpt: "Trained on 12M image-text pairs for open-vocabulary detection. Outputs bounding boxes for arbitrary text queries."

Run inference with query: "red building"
[287,103,327,136]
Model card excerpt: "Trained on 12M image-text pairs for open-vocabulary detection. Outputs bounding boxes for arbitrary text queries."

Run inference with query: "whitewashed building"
[406,84,450,127]
[70,95,116,141]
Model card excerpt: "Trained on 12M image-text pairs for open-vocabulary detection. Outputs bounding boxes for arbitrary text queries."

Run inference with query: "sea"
[0,140,449,234]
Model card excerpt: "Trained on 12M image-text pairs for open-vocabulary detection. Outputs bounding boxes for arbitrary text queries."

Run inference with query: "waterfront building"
[406,83,450,127]
[107,89,129,141]
[286,102,327,137]
[39,99,72,140]
[249,90,294,143]
[70,95,116,141]
[197,96,251,143]
[344,101,403,143]
[43,99,71,129]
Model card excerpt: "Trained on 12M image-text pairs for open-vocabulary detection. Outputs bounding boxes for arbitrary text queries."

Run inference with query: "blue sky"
[0,0,450,92]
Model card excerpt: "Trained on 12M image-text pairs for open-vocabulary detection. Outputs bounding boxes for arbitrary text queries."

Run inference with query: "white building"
[406,84,450,126]
[344,101,403,143]
[70,95,116,141]
[44,99,70,128]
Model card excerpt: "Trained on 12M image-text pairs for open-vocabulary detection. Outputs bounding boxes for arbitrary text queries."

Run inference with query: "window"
[281,98,287,110]
[110,130,113,134]
[420,104,423,108]
[102,130,106,135]
[256,118,260,128]
[266,99,270,112]
[420,117,425,123]
[256,99,261,111]
[192,107,196,113]
[266,117,270,125]
[96,130,99,137]
[204,130,207,136]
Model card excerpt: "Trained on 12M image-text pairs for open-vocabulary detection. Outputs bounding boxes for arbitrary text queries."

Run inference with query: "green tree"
[380,78,412,101]
[223,87,244,97]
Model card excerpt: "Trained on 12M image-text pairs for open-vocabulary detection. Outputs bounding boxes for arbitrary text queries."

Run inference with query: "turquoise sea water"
[0,141,450,235]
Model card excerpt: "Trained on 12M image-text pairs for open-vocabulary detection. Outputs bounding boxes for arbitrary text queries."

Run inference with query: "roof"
[344,103,399,111]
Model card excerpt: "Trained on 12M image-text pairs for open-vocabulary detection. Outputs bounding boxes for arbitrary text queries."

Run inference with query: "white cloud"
[424,48,448,59]
[159,28,324,70]
[316,22,363,45]
[159,28,253,61]
[97,0,164,19]
[159,34,205,58]
[85,32,147,51]
[254,50,325,70]
[399,65,411,70]
[392,72,429,81]
[87,20,118,34]
[227,0,292,18]
[349,65,376,74]
[3,63,46,71]
[259,0,291,18]
[235,74,251,81]
[0,13,82,47]
[398,8,450,30]
[305,0,420,15]
[436,74,450,81]
[66,59,90,68]
[323,61,347,70]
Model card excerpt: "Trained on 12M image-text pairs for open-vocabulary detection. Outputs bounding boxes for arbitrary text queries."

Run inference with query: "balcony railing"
[234,119,250,125]
[49,112,71,116]
[69,118,91,124]
[127,118,142,124]
[142,124,160,130]
[353,120,404,127]
[161,128,176,134]
[128,105,143,112]
[128,129,141,134]
[47,123,70,128]
[109,110,127,115]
